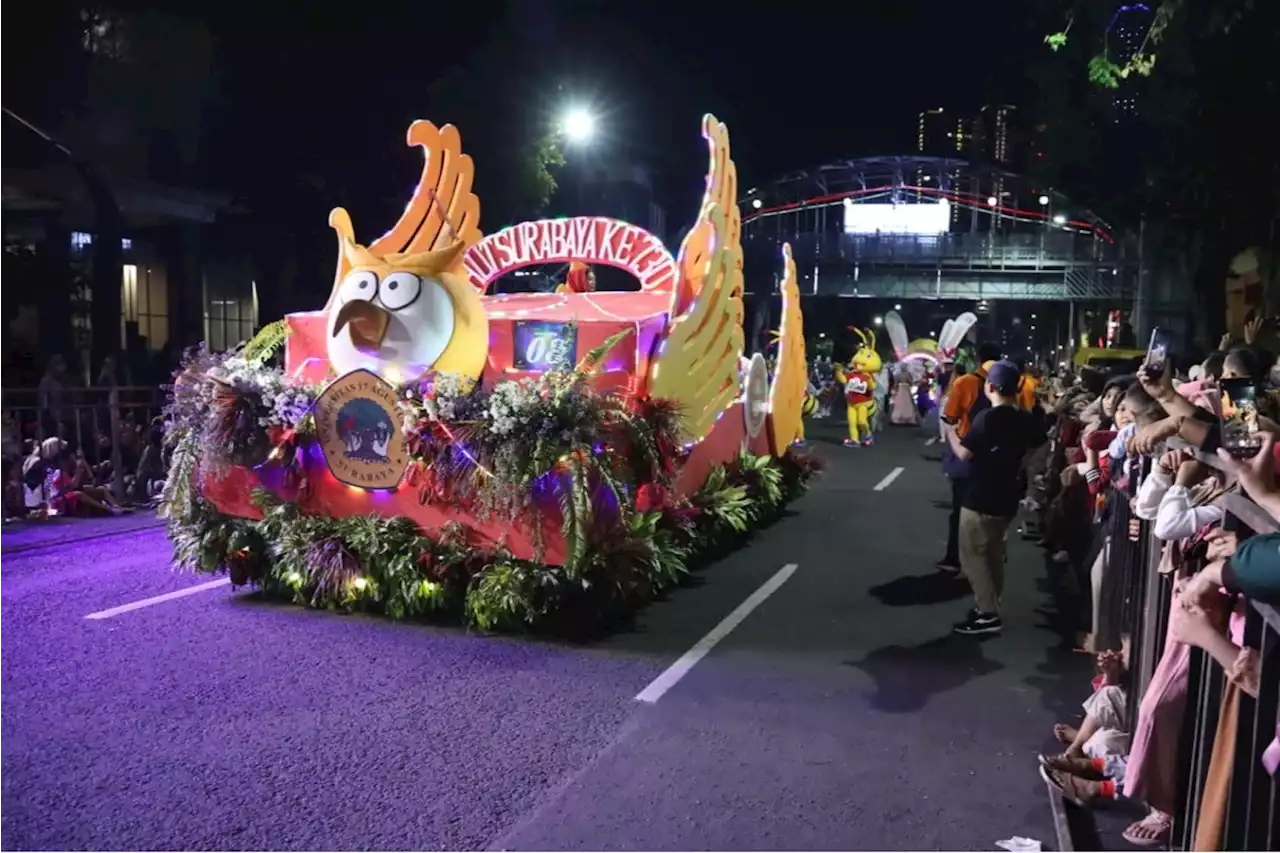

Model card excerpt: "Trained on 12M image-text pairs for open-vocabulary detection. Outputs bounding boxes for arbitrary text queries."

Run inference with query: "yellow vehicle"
[1072,346,1146,373]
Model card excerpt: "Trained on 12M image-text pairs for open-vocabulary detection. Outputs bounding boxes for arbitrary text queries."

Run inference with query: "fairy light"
[431,419,493,479]
[352,577,369,591]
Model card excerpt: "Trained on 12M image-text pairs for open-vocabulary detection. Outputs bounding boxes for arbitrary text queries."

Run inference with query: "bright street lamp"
[1038,194,1050,206]
[987,196,998,206]
[560,107,596,145]
[751,198,763,209]
[894,303,902,310]
[873,315,883,326]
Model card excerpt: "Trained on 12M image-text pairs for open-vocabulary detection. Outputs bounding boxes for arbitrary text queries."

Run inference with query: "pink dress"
[1123,596,1191,812]
[1125,597,1248,811]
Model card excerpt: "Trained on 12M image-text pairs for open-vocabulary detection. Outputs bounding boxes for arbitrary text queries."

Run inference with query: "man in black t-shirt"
[941,360,1046,635]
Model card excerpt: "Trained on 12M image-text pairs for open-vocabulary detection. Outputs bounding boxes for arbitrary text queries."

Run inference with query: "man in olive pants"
[942,360,1046,635]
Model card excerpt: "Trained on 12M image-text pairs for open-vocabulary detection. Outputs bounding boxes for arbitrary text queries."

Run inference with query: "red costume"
[555,262,596,294]
[844,371,874,405]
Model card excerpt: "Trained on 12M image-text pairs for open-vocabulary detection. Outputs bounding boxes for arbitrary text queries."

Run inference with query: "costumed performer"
[795,382,820,446]
[555,261,596,294]
[874,361,892,432]
[916,364,938,418]
[834,327,882,447]
[933,311,980,439]
[890,364,921,425]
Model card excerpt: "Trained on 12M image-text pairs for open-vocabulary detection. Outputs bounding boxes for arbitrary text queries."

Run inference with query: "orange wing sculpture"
[670,115,740,318]
[324,121,483,312]
[648,115,745,443]
[767,243,807,454]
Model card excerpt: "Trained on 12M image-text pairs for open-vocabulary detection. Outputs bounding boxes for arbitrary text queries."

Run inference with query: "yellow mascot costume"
[834,327,882,447]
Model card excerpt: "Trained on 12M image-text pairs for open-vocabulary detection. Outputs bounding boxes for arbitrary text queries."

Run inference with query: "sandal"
[1039,765,1104,807]
[1122,809,1171,848]
[1052,723,1079,745]
[1039,753,1103,779]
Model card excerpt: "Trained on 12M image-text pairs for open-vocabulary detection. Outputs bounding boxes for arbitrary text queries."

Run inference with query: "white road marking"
[85,578,231,620]
[925,436,938,446]
[635,563,798,704]
[873,466,906,491]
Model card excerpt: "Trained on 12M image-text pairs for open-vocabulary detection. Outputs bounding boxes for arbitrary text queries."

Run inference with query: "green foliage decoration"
[159,340,820,638]
[164,451,817,639]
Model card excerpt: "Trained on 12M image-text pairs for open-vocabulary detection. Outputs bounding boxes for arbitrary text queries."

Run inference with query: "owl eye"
[378,272,422,311]
[337,270,378,304]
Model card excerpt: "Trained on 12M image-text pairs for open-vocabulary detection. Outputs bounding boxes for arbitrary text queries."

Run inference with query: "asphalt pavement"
[1,421,1085,851]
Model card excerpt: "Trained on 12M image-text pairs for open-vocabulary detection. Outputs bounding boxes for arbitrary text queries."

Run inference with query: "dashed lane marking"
[873,466,906,491]
[84,578,231,620]
[635,563,798,703]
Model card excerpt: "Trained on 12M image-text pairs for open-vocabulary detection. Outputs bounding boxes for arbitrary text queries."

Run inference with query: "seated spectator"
[48,448,126,517]
[128,427,166,504]
[21,436,64,511]
[1041,650,1130,805]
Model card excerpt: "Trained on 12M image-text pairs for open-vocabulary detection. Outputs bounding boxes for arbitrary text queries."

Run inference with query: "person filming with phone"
[1129,331,1278,458]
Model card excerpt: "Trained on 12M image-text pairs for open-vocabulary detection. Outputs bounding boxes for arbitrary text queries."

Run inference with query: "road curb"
[1,522,167,556]
[1044,776,1075,852]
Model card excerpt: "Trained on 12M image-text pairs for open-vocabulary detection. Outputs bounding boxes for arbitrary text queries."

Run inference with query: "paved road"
[1,422,1084,851]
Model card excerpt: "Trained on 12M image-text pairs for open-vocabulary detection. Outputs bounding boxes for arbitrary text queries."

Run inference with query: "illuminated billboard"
[843,198,951,236]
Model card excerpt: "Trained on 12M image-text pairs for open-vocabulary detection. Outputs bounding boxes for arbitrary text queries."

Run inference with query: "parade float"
[161,115,817,636]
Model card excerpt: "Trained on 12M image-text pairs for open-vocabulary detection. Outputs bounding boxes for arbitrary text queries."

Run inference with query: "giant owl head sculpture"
[325,236,488,385]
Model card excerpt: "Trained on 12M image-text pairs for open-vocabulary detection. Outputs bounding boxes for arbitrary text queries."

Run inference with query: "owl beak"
[332,300,391,354]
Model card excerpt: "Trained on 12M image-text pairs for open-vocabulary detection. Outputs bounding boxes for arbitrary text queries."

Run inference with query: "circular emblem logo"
[315,369,410,490]
[743,353,769,438]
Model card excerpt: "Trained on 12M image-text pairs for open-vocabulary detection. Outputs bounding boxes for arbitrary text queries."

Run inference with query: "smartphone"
[1145,327,1170,377]
[1220,378,1264,458]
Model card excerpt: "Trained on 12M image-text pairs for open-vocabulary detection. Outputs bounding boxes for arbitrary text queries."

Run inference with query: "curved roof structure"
[741,155,1113,240]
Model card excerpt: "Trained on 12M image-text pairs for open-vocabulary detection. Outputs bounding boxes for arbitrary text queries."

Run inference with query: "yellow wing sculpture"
[648,115,745,443]
[670,115,741,318]
[767,243,807,454]
[649,203,745,442]
[324,121,483,312]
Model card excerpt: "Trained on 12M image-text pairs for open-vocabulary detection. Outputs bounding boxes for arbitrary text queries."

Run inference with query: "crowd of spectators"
[1004,334,1280,848]
[2,353,168,522]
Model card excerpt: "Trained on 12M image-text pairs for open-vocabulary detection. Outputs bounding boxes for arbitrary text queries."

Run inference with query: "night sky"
[197,1,1038,223]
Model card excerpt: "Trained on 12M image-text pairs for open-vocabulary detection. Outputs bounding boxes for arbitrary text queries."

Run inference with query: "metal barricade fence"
[1122,444,1279,851]
[2,385,167,504]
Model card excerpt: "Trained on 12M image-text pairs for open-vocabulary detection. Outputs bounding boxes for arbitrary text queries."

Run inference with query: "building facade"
[1110,3,1150,123]
[2,8,257,386]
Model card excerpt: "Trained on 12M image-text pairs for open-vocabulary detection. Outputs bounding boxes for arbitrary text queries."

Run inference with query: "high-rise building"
[1110,3,1150,121]
[916,108,970,157]
[916,105,1023,224]
[915,108,969,220]
[974,105,1017,165]
[918,105,1022,166]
